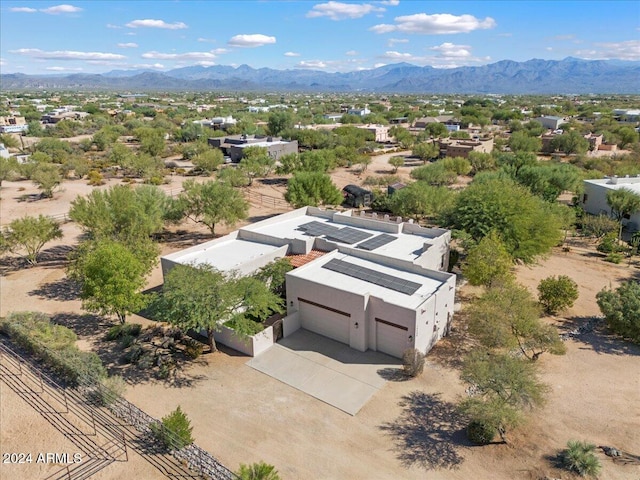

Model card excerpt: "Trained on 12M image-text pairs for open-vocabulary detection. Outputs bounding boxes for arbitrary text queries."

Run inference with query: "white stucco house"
[161,207,456,359]
[582,176,640,231]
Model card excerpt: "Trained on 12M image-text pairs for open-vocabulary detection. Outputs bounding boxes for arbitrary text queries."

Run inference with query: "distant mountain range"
[2,57,639,94]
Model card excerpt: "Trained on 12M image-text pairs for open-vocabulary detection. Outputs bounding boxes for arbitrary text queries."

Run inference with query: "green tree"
[254,258,293,298]
[175,122,203,143]
[508,131,542,153]
[410,162,457,186]
[388,182,454,220]
[596,281,640,343]
[69,185,173,244]
[514,163,583,202]
[606,188,640,239]
[134,127,166,157]
[267,111,294,136]
[412,142,439,163]
[388,156,404,173]
[550,130,589,155]
[1,215,63,265]
[237,461,281,480]
[217,166,250,187]
[462,232,514,287]
[69,239,152,323]
[537,275,579,315]
[178,180,248,235]
[445,176,566,263]
[0,156,20,187]
[459,351,548,442]
[239,146,275,185]
[192,149,223,175]
[32,138,73,163]
[468,152,496,175]
[151,406,194,451]
[468,282,566,360]
[424,122,448,138]
[0,133,20,149]
[153,264,282,352]
[615,126,638,148]
[31,163,62,198]
[285,172,342,208]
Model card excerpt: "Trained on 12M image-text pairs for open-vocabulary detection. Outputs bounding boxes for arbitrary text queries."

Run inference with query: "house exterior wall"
[582,177,640,230]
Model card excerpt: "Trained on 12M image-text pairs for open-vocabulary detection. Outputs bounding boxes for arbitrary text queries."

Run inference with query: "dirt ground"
[1,165,639,479]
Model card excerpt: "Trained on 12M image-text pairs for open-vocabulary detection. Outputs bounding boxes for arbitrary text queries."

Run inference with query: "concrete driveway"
[246,329,401,415]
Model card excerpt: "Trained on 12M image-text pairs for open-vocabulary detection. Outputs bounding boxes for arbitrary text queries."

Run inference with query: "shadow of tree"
[377,367,409,382]
[0,245,76,275]
[51,312,111,339]
[559,316,640,356]
[153,230,213,247]
[379,391,468,470]
[38,244,76,264]
[29,276,81,301]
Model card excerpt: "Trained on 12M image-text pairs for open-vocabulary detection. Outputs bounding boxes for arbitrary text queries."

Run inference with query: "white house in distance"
[582,176,640,230]
[161,207,456,359]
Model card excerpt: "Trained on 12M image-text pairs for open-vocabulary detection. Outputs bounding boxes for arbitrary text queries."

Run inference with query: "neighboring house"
[208,134,298,162]
[193,116,237,131]
[437,137,494,158]
[347,107,371,117]
[0,116,28,134]
[413,115,454,129]
[584,132,604,151]
[322,113,343,122]
[161,207,456,359]
[612,109,640,123]
[357,124,390,142]
[533,115,566,130]
[582,176,640,230]
[0,143,10,159]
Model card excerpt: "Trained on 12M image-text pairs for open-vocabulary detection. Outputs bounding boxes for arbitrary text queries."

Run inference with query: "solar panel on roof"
[357,233,397,251]
[297,221,340,237]
[322,258,421,295]
[326,227,373,244]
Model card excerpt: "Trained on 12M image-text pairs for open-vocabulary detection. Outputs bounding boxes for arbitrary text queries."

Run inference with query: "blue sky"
[1,1,638,74]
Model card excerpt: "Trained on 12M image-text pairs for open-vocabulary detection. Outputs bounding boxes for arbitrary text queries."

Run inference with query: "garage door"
[376,318,408,358]
[299,298,350,345]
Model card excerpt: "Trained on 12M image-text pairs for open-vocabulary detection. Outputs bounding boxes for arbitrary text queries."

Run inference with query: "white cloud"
[379,0,400,5]
[345,50,358,56]
[371,13,496,35]
[380,50,414,60]
[126,19,188,30]
[106,23,121,29]
[10,48,126,61]
[306,1,384,20]
[227,34,276,47]
[197,37,216,43]
[194,61,216,67]
[374,63,387,68]
[297,60,328,69]
[575,40,640,61]
[117,43,138,49]
[132,63,165,69]
[10,7,37,13]
[429,42,472,58]
[387,38,408,47]
[41,4,82,14]
[45,66,83,71]
[141,50,219,61]
[284,52,301,57]
[546,47,553,51]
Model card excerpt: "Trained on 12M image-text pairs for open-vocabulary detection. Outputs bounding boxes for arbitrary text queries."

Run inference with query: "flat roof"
[246,213,436,263]
[288,252,444,309]
[170,239,282,273]
[585,178,640,194]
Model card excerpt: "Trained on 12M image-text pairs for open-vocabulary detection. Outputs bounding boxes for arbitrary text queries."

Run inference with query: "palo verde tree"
[459,350,548,443]
[467,282,566,360]
[596,281,640,343]
[177,179,248,235]
[537,275,579,315]
[31,163,63,198]
[69,239,153,324]
[285,172,343,208]
[239,146,275,186]
[254,258,293,298]
[462,231,514,287]
[444,175,567,263]
[388,181,455,221]
[0,156,20,188]
[412,142,439,164]
[0,215,63,265]
[192,149,224,176]
[152,264,283,352]
[606,188,640,239]
[388,156,404,173]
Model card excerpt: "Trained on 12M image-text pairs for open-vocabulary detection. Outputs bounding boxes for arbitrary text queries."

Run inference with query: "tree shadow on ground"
[29,276,81,301]
[51,312,111,339]
[559,316,640,356]
[154,230,213,247]
[377,367,409,382]
[259,177,287,186]
[0,245,75,275]
[379,391,469,470]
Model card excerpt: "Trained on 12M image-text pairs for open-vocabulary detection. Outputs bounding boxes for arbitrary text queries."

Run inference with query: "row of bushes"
[0,311,106,385]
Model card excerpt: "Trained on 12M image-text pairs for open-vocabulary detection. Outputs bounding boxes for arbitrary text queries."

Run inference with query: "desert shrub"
[560,440,601,477]
[184,339,204,359]
[402,348,425,378]
[87,170,104,186]
[137,351,155,369]
[605,252,624,264]
[466,419,496,445]
[236,461,281,480]
[1,311,106,385]
[94,375,127,406]
[597,232,622,254]
[118,334,135,349]
[150,406,194,451]
[106,323,142,341]
[537,275,579,315]
[580,214,618,239]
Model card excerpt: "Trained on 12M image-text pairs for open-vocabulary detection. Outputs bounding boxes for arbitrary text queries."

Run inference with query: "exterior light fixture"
[354,322,359,329]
